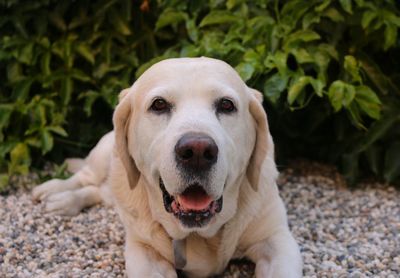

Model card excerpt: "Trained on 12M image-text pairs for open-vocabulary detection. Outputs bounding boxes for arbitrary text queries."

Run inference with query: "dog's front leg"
[247,228,302,278]
[125,238,177,278]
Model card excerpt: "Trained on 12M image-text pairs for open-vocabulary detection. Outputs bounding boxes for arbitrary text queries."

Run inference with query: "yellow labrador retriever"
[33,57,302,277]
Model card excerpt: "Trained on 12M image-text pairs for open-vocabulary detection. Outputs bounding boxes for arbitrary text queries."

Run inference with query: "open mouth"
[160,178,223,228]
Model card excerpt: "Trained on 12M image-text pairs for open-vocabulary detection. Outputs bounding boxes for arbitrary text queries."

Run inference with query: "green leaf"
[31,101,47,127]
[63,39,73,68]
[9,143,31,174]
[302,12,320,29]
[186,19,199,42]
[264,51,287,74]
[361,10,377,29]
[199,11,237,27]
[382,10,400,27]
[7,62,23,83]
[93,63,126,79]
[70,69,91,82]
[310,78,325,97]
[348,102,365,129]
[41,51,51,75]
[355,85,380,104]
[383,141,400,183]
[51,41,64,59]
[352,108,400,153]
[315,0,331,12]
[109,8,131,35]
[328,81,355,112]
[12,78,33,101]
[25,137,41,148]
[0,104,13,130]
[49,12,67,31]
[180,44,200,57]
[318,43,339,60]
[47,126,68,137]
[323,8,344,22]
[288,76,311,105]
[248,15,275,29]
[41,129,53,154]
[94,0,118,16]
[291,48,313,63]
[281,0,314,24]
[76,43,95,64]
[235,63,255,82]
[344,55,361,83]
[283,30,320,49]
[339,0,352,14]
[37,37,50,48]
[354,85,381,120]
[79,90,99,116]
[226,0,239,10]
[264,73,289,104]
[156,10,187,30]
[60,77,73,106]
[384,24,397,51]
[243,49,262,68]
[18,42,34,64]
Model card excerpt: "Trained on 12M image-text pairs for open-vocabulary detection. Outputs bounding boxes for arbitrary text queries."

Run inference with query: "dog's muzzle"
[160,179,223,228]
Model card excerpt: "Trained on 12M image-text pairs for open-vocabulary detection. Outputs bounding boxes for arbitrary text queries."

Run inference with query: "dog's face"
[114,58,270,238]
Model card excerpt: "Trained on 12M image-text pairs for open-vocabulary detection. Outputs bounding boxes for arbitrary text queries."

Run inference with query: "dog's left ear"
[113,89,140,190]
[247,88,269,191]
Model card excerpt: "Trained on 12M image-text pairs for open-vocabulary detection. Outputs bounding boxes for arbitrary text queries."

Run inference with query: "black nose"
[175,133,218,171]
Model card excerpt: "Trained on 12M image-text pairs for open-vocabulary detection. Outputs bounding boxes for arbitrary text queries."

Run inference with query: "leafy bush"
[0,0,159,190]
[1,0,400,191]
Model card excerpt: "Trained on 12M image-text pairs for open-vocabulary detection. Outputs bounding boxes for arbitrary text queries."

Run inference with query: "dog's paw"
[45,191,83,216]
[32,179,67,201]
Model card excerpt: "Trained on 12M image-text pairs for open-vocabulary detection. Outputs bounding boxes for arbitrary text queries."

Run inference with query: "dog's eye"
[150,98,171,113]
[216,98,236,114]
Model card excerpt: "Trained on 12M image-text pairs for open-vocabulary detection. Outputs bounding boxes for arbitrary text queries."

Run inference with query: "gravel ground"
[1,161,399,277]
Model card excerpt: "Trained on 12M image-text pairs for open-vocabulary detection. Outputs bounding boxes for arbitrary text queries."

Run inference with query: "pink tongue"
[177,188,213,211]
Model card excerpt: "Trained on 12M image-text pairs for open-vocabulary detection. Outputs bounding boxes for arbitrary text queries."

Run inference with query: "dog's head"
[113,57,274,237]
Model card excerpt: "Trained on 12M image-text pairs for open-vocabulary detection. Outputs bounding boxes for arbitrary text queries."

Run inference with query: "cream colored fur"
[32,57,302,277]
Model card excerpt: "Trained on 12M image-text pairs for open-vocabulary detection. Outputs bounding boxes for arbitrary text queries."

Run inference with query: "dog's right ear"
[113,88,140,190]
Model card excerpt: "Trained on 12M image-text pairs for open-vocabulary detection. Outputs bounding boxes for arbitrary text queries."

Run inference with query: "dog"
[33,57,302,277]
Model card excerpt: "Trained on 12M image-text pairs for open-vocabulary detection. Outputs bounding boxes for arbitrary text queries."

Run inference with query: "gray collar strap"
[173,238,187,270]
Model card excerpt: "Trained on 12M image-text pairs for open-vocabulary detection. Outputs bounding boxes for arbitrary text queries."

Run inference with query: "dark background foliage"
[1,0,399,191]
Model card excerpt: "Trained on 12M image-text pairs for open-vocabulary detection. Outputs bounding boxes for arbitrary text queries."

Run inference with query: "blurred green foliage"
[1,0,400,191]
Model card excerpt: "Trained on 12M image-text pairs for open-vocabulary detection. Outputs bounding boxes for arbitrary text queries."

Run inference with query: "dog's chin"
[159,178,223,229]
